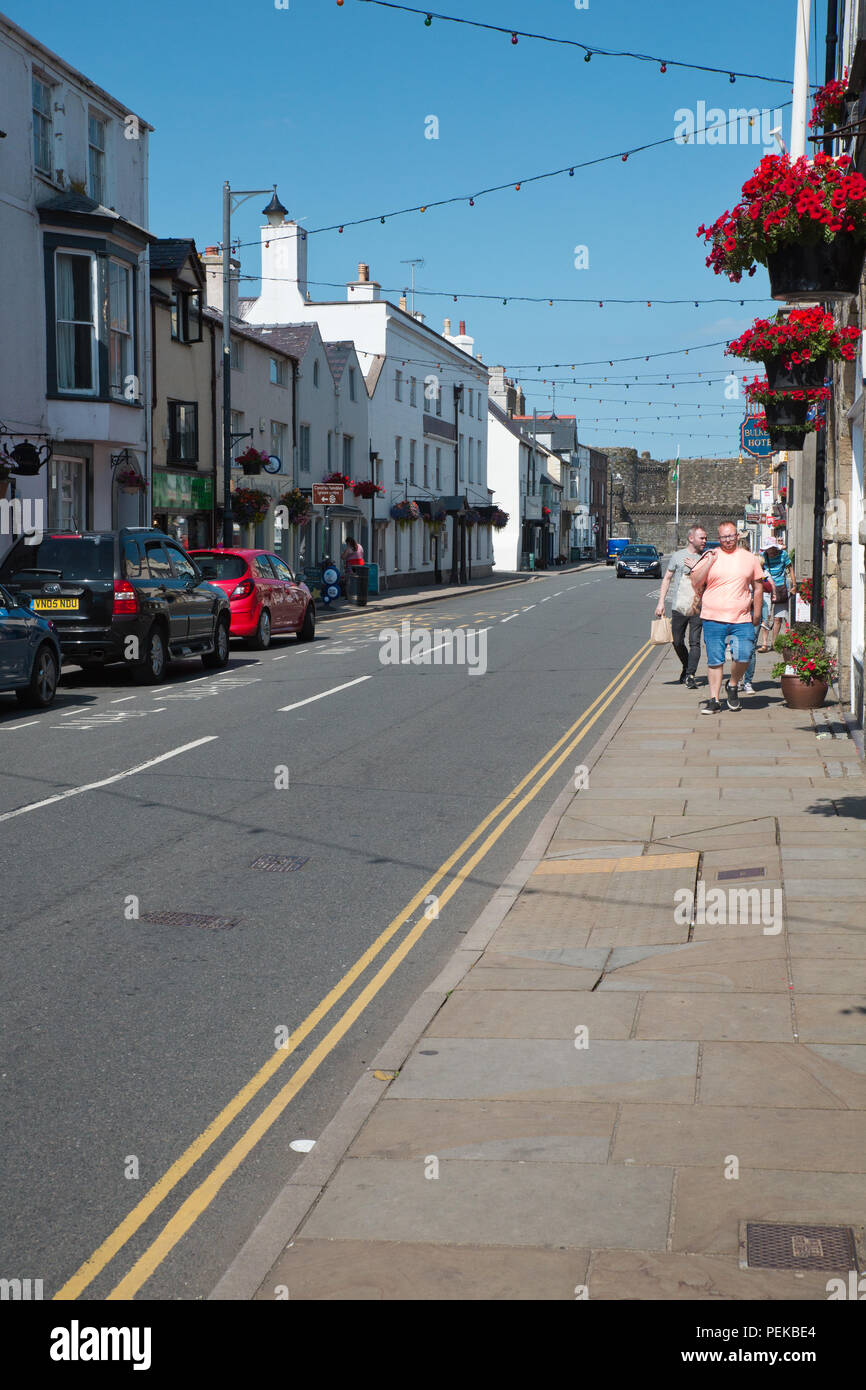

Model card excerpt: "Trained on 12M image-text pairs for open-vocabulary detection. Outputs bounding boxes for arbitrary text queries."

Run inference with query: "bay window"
[109,259,132,397]
[56,251,96,392]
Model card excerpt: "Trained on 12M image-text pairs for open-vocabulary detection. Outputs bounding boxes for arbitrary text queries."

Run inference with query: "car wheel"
[248,608,271,650]
[203,614,230,668]
[16,643,59,708]
[296,602,315,643]
[133,625,168,684]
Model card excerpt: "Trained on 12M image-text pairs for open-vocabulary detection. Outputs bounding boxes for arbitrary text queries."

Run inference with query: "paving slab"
[348,1098,618,1164]
[259,1239,590,1300]
[612,1103,866,1172]
[299,1158,674,1250]
[635,992,793,1042]
[699,1042,866,1109]
[389,1038,699,1104]
[785,877,866,900]
[792,960,866,993]
[585,1249,831,1301]
[788,933,866,958]
[426,989,637,1039]
[792,995,866,1043]
[671,1167,866,1254]
[785,900,866,931]
[597,938,787,993]
[457,959,609,990]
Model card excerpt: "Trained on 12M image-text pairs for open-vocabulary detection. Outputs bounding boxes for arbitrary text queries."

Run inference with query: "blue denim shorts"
[703,620,756,667]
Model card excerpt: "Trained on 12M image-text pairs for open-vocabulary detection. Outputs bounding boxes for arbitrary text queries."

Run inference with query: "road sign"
[313,483,344,505]
[741,415,774,459]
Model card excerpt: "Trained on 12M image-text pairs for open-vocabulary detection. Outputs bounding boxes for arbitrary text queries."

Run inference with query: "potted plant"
[232,486,272,526]
[390,499,420,527]
[809,77,849,131]
[751,408,824,451]
[772,622,836,709]
[697,152,866,300]
[323,471,353,488]
[350,479,385,500]
[744,377,830,431]
[236,446,270,476]
[278,487,311,526]
[491,507,510,529]
[422,504,447,531]
[727,307,857,390]
[116,464,147,494]
[464,508,482,527]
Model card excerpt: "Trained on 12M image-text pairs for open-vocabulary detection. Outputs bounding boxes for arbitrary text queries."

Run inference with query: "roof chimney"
[459,320,466,335]
[443,317,451,335]
[358,263,369,282]
[399,292,407,311]
[346,262,380,302]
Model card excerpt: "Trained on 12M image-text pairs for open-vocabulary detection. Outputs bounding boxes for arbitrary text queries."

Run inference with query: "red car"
[188,548,315,649]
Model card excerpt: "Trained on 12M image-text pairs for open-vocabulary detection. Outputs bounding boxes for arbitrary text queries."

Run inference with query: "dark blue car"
[0,582,62,709]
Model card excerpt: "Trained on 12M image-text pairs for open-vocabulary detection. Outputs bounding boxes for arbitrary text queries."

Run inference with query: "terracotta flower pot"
[765,356,827,391]
[780,674,828,709]
[767,234,866,302]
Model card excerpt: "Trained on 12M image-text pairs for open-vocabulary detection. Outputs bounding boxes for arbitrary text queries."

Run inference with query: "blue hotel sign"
[740,415,774,459]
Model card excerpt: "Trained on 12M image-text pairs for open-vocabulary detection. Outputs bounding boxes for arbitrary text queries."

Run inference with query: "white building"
[0,14,152,556]
[487,400,556,571]
[240,204,493,585]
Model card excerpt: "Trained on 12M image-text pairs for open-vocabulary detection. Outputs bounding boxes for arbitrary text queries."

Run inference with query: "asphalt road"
[0,563,658,1300]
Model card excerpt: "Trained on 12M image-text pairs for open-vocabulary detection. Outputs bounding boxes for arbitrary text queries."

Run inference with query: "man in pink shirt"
[691,521,765,715]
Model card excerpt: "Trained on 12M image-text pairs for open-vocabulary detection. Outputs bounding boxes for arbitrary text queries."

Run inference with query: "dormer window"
[170,286,201,343]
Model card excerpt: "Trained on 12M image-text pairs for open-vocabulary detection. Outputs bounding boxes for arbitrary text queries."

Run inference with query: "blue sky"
[7,0,819,459]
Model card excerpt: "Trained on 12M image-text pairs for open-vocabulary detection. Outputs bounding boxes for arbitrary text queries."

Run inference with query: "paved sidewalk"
[318,562,602,620]
[216,645,866,1301]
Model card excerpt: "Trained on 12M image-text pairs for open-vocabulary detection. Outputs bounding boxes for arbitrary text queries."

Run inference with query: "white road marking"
[60,707,87,717]
[278,676,371,712]
[522,605,536,611]
[541,596,551,602]
[0,737,218,823]
[111,696,137,704]
[553,592,563,597]
[501,614,518,624]
[2,721,40,731]
[271,655,288,661]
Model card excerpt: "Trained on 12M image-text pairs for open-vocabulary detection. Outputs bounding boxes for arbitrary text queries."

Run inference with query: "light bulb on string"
[660,62,667,73]
[511,32,518,44]
[515,183,521,191]
[424,12,432,25]
[469,198,474,206]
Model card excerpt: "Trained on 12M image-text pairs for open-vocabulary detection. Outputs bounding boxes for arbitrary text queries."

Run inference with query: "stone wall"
[602,446,756,551]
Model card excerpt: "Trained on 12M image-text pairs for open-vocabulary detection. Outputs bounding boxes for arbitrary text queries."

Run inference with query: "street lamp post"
[608,470,622,550]
[450,383,463,584]
[221,183,286,547]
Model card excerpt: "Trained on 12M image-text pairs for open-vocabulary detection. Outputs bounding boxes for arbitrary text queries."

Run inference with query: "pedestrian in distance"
[654,522,715,689]
[690,520,765,715]
[758,540,795,650]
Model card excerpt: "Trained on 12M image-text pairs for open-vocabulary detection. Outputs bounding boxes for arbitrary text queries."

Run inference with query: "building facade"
[0,15,152,557]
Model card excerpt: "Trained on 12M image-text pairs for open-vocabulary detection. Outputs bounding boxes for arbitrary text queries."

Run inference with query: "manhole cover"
[717,867,766,881]
[250,855,309,872]
[141,911,239,931]
[739,1221,865,1271]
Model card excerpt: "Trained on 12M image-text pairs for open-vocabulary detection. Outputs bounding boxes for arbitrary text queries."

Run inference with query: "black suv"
[0,528,230,683]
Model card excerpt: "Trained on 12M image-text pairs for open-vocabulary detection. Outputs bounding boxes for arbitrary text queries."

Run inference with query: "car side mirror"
[17,592,33,609]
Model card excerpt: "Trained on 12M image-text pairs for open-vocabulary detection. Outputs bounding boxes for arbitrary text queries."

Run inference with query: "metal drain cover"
[739,1221,865,1271]
[141,911,239,931]
[717,867,766,881]
[250,855,308,872]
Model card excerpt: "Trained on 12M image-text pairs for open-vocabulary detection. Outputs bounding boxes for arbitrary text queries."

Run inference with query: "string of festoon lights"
[240,273,772,311]
[229,100,792,246]
[342,0,794,84]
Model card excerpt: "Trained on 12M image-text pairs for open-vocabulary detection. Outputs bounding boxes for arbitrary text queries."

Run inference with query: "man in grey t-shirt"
[654,522,714,688]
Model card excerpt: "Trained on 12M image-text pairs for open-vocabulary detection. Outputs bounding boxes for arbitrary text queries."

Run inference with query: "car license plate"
[33,598,79,611]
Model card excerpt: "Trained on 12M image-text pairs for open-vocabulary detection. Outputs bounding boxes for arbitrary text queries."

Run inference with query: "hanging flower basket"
[323,471,353,487]
[743,378,830,433]
[390,499,420,527]
[463,508,482,528]
[232,486,272,525]
[490,507,510,529]
[279,487,311,527]
[809,78,849,131]
[116,465,147,494]
[350,479,385,500]
[423,506,447,531]
[697,153,866,299]
[727,306,856,391]
[237,446,270,476]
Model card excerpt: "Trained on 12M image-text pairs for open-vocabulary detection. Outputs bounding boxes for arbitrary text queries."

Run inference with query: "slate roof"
[150,238,196,274]
[201,306,298,356]
[37,191,153,241]
[253,323,317,360]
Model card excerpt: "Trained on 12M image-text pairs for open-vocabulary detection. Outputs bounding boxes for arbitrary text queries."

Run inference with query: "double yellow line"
[56,638,653,1301]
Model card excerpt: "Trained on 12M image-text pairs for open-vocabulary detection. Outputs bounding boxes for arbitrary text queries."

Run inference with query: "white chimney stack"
[244,215,308,323]
[347,262,380,302]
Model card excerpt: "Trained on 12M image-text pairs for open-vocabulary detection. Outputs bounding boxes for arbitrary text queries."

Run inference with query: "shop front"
[152,470,214,549]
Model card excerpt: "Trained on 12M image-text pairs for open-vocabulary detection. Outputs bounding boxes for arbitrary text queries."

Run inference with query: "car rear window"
[0,535,114,581]
[190,552,248,580]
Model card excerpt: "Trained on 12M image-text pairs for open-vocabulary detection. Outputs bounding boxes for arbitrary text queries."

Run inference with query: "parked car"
[616,545,663,578]
[188,548,315,649]
[0,583,62,708]
[0,528,230,683]
[607,537,630,565]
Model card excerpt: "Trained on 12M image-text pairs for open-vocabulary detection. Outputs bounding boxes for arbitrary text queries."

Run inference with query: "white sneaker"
[741,682,755,694]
